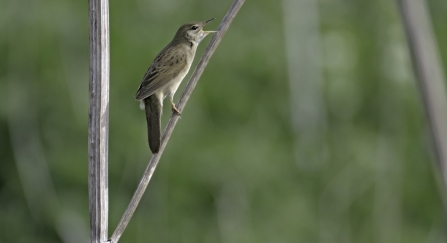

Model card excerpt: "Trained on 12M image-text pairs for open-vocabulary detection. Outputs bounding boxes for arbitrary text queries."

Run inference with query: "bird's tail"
[144,95,162,154]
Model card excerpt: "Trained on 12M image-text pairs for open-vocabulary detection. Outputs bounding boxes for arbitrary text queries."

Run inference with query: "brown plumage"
[135,19,216,154]
[144,96,161,153]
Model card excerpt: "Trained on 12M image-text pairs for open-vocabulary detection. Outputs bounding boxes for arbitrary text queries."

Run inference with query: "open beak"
[201,18,217,34]
[202,30,217,34]
[196,18,217,43]
[205,18,215,24]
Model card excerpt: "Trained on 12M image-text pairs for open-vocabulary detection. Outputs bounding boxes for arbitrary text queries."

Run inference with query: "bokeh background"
[2,0,447,242]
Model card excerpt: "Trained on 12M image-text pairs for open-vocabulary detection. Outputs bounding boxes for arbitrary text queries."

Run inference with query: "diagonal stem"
[397,0,447,212]
[109,1,245,242]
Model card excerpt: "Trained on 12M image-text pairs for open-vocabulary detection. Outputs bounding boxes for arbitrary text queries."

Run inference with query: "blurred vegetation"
[1,0,447,242]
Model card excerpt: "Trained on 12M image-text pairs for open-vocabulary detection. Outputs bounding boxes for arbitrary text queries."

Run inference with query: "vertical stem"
[88,0,110,242]
[397,0,447,209]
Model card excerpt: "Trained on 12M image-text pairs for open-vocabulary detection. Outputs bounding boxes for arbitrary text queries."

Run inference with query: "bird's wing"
[135,48,188,100]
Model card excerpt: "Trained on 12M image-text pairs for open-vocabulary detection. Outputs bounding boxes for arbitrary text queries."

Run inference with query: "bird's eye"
[191,26,198,30]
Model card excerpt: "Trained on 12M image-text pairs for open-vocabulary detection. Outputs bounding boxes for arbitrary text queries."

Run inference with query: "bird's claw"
[172,105,181,115]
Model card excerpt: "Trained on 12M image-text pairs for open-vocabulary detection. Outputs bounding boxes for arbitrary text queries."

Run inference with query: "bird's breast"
[166,61,192,95]
[157,57,193,100]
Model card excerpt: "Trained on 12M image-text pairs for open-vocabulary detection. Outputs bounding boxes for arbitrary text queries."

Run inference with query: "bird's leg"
[171,102,181,115]
[170,96,181,115]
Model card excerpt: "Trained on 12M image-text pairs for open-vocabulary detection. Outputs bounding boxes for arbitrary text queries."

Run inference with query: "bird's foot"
[171,105,181,115]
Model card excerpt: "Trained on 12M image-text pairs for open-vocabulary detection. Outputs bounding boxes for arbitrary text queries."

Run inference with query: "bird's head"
[174,18,216,45]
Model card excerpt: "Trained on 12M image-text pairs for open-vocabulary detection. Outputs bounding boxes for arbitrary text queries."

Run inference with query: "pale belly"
[155,63,192,106]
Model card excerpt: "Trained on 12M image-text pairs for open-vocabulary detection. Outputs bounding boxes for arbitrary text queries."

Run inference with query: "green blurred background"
[1,0,447,242]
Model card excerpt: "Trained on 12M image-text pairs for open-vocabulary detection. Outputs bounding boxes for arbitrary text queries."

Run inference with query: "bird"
[135,18,216,154]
